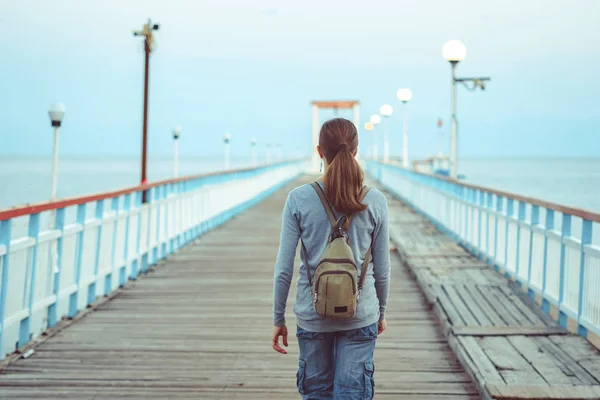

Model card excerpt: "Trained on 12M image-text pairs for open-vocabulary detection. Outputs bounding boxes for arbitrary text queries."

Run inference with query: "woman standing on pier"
[272,117,391,400]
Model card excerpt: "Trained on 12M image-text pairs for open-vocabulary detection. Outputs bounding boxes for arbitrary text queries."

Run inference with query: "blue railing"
[0,159,308,360]
[367,160,600,339]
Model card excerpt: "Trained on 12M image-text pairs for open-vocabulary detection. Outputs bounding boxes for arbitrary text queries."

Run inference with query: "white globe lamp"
[443,40,466,63]
[48,103,66,127]
[397,88,413,103]
[380,104,393,117]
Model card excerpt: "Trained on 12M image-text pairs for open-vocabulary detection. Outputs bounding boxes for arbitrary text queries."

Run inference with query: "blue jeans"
[296,323,377,400]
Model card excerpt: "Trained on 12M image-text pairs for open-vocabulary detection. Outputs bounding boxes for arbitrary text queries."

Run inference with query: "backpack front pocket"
[313,269,358,319]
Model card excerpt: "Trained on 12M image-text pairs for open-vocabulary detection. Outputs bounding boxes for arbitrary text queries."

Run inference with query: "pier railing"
[0,159,308,359]
[367,160,600,339]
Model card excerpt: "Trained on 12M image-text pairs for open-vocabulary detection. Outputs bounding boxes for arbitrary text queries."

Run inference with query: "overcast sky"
[1,0,599,158]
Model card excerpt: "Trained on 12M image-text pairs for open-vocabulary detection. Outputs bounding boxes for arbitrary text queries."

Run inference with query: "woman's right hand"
[378,319,387,335]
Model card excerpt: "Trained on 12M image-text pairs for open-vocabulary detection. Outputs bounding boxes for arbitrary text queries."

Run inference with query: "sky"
[0,0,599,159]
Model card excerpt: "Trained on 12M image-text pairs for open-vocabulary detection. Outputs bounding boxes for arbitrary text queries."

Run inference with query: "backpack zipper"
[316,258,357,269]
[315,270,357,295]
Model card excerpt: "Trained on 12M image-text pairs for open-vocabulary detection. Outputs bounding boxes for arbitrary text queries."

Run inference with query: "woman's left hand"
[378,319,387,335]
[272,325,288,354]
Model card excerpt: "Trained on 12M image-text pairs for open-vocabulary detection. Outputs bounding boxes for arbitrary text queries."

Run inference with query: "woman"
[272,117,390,400]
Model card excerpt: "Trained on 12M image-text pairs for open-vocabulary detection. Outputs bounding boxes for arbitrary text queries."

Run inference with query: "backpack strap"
[300,241,313,287]
[358,242,372,292]
[310,182,337,230]
[356,186,372,292]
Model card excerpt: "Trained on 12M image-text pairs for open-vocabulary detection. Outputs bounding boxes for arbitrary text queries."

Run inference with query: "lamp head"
[173,126,182,140]
[370,114,381,125]
[397,88,413,103]
[48,103,65,127]
[364,122,374,131]
[224,132,232,143]
[443,40,466,63]
[380,104,393,117]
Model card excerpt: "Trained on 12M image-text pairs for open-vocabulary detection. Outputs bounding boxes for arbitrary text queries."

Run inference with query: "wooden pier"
[1,176,599,399]
[0,177,477,399]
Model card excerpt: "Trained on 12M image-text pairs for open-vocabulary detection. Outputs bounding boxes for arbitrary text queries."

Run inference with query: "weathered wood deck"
[0,177,478,399]
[382,184,600,400]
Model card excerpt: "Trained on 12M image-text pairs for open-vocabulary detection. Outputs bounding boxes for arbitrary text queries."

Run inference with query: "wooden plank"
[549,336,600,383]
[444,285,480,326]
[453,326,567,336]
[433,285,466,326]
[479,336,547,386]
[536,337,599,385]
[484,286,522,326]
[508,336,580,385]
[467,285,506,327]
[498,286,548,327]
[486,384,600,399]
[457,336,504,385]
[456,285,493,325]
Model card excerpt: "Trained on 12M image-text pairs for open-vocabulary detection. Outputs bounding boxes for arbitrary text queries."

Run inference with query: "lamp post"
[379,105,393,163]
[172,126,181,178]
[396,88,413,168]
[133,19,160,202]
[443,40,490,178]
[370,114,381,161]
[251,138,257,166]
[364,122,374,158]
[223,133,232,170]
[48,103,65,202]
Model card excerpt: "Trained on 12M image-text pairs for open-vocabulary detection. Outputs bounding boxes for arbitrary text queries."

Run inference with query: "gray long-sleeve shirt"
[273,181,390,332]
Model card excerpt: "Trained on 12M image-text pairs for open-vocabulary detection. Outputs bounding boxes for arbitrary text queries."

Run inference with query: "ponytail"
[324,147,367,215]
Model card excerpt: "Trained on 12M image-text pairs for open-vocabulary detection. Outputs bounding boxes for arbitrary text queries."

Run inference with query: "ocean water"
[460,158,600,213]
[1,156,599,212]
[0,155,255,209]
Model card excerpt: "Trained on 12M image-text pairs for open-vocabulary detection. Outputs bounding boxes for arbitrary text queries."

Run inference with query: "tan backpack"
[301,182,372,319]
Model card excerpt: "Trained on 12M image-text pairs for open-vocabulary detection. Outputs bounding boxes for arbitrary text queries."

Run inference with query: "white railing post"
[558,213,572,328]
[88,200,105,305]
[527,205,540,300]
[515,201,526,285]
[494,195,503,271]
[485,192,493,260]
[541,209,555,314]
[577,220,592,337]
[504,198,514,277]
[0,219,13,357]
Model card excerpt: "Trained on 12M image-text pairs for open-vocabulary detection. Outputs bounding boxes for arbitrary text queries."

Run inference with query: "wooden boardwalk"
[382,184,600,399]
[0,177,478,399]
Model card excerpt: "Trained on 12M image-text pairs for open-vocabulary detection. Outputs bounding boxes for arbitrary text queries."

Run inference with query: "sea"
[0,156,599,241]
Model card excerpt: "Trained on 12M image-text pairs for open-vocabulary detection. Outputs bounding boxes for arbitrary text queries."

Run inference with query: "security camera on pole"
[369,114,381,161]
[379,105,393,163]
[396,88,413,168]
[172,126,181,178]
[223,133,232,170]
